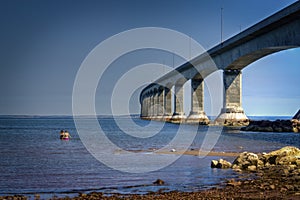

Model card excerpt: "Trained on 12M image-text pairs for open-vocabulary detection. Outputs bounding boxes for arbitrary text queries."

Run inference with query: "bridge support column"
[145,95,150,120]
[149,95,154,118]
[186,79,209,124]
[153,92,159,119]
[156,88,164,120]
[171,83,186,123]
[216,70,249,126]
[140,96,146,118]
[163,87,172,121]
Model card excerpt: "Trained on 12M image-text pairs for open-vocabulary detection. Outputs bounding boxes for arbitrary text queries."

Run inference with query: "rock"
[227,179,242,187]
[216,146,300,175]
[280,187,287,192]
[242,119,296,132]
[262,126,274,132]
[232,152,259,170]
[265,162,271,167]
[79,193,87,197]
[233,168,242,172]
[293,127,299,133]
[34,194,40,200]
[285,185,295,191]
[218,159,232,169]
[273,126,283,132]
[277,156,297,165]
[211,159,232,169]
[296,158,300,166]
[270,184,275,190]
[283,168,290,176]
[263,146,300,165]
[292,119,300,133]
[257,160,264,168]
[211,160,219,168]
[153,179,165,185]
[247,165,257,172]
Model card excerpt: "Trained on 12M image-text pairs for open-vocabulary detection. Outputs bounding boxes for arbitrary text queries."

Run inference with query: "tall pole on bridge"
[221,6,223,44]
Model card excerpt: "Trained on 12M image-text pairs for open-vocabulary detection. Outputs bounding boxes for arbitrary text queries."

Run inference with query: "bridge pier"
[153,92,159,119]
[163,87,172,121]
[216,70,249,126]
[171,83,186,123]
[186,79,209,124]
[150,93,156,120]
[141,95,149,120]
[141,96,146,118]
[145,95,150,119]
[156,88,164,120]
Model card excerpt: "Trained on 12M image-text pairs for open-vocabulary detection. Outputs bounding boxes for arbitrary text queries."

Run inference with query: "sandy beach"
[156,149,241,157]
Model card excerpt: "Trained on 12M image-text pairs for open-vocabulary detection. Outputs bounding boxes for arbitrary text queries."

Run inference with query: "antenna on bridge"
[189,35,191,60]
[221,6,223,44]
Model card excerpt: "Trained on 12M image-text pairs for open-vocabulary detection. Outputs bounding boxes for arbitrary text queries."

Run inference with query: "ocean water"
[0,116,299,199]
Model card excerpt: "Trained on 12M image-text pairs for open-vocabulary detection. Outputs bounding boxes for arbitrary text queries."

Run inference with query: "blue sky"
[0,0,299,116]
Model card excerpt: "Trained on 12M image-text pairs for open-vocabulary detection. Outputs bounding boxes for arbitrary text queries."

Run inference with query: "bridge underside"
[140,1,300,126]
[226,47,294,70]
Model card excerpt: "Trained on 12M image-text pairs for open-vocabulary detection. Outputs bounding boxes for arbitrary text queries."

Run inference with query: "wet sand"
[116,148,241,157]
[157,149,241,157]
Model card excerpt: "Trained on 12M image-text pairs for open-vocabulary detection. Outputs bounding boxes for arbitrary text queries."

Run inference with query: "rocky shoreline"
[241,119,300,132]
[2,146,300,200]
[241,110,300,132]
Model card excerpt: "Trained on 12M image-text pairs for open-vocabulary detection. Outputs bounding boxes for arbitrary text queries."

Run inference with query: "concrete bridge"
[140,1,300,126]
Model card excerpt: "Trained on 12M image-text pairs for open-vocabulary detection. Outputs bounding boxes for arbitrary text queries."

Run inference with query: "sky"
[0,0,299,116]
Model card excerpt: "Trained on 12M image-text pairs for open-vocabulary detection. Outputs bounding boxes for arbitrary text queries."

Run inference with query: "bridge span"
[140,1,300,126]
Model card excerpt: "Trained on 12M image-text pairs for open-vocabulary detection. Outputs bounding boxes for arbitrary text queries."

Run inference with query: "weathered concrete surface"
[186,79,209,124]
[171,83,186,123]
[215,70,249,126]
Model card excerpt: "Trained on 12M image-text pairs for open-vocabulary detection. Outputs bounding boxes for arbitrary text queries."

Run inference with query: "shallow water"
[0,116,299,199]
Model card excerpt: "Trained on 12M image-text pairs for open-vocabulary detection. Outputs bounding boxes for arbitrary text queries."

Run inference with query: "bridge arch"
[242,47,300,116]
[225,46,297,71]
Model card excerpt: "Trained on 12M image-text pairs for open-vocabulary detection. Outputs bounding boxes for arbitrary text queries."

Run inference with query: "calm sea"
[0,116,299,199]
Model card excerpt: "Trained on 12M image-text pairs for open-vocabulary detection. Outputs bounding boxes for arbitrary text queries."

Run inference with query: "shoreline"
[54,146,300,199]
[120,149,241,157]
[1,148,299,200]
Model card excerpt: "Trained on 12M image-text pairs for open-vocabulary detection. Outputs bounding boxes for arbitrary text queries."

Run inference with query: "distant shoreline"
[0,115,293,120]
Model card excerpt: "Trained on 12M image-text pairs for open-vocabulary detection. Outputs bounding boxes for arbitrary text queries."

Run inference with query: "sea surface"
[0,115,299,199]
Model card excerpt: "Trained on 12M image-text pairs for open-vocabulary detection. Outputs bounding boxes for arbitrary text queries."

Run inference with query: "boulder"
[211,159,232,169]
[263,146,300,165]
[292,119,300,133]
[211,160,219,168]
[232,152,259,170]
[227,179,242,187]
[247,165,257,172]
[153,179,165,185]
[216,146,300,173]
[241,119,297,132]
